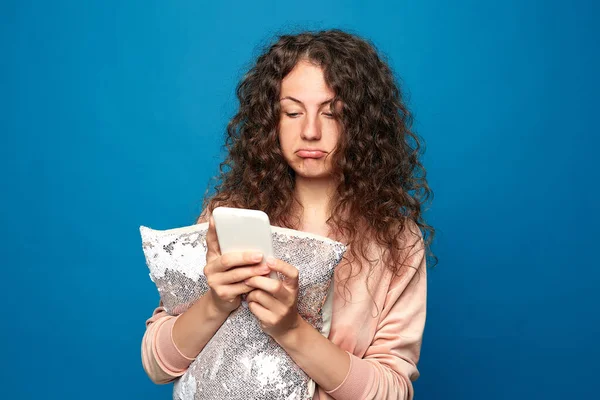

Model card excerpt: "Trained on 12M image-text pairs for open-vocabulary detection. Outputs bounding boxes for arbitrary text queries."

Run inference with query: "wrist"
[273,314,308,349]
[204,289,235,319]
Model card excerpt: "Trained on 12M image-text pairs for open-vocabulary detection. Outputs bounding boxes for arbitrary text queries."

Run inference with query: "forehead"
[280,60,335,103]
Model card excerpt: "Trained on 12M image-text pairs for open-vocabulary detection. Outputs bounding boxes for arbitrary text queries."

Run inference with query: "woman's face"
[278,60,341,180]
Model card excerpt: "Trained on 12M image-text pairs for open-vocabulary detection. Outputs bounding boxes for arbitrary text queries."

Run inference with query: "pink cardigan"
[141,227,427,400]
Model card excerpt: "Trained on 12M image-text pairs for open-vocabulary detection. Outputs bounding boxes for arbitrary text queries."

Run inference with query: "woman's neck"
[293,176,337,228]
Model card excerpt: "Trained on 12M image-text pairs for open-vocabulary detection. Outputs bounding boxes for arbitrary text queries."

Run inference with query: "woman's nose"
[301,115,322,140]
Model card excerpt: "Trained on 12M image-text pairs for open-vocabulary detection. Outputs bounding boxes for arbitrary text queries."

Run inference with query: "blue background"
[1,0,598,399]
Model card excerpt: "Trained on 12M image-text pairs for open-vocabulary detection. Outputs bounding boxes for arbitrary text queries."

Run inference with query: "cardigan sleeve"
[326,236,427,400]
[141,301,196,384]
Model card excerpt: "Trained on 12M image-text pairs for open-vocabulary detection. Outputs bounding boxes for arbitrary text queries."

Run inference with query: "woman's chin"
[294,169,334,180]
[287,159,334,180]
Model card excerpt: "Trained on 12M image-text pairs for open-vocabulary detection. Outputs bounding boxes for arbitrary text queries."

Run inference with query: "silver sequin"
[140,223,347,400]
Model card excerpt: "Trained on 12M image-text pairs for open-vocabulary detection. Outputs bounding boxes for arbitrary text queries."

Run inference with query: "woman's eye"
[322,112,334,118]
[285,112,301,118]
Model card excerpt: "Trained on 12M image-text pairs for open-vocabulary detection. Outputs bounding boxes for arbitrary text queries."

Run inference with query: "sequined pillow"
[139,222,346,400]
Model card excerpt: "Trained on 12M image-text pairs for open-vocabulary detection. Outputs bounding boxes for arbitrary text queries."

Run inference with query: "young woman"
[142,29,435,400]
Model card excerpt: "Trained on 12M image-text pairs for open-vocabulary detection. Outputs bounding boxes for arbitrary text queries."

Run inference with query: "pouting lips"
[296,150,326,158]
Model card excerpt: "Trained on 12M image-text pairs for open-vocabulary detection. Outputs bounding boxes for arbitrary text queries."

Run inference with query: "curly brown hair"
[198,28,436,295]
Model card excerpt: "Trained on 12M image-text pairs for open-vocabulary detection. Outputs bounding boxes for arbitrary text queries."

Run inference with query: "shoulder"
[400,218,425,264]
[369,217,424,266]
[370,217,425,292]
[390,218,427,293]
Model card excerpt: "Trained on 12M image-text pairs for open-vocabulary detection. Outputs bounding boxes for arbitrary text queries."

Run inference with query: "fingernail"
[252,253,263,262]
[266,256,276,266]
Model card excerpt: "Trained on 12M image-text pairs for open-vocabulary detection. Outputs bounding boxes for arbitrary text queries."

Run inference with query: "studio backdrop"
[1,1,598,399]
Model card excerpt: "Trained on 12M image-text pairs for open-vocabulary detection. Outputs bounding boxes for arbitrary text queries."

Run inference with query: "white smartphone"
[212,206,278,280]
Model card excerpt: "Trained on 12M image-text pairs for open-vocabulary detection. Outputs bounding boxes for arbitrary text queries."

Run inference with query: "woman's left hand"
[244,256,301,339]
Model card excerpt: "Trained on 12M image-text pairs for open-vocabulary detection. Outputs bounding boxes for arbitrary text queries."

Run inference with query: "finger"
[246,289,283,312]
[244,275,287,301]
[213,282,255,299]
[206,216,221,262]
[248,299,276,327]
[265,257,299,289]
[229,282,256,296]
[218,264,271,285]
[217,251,264,273]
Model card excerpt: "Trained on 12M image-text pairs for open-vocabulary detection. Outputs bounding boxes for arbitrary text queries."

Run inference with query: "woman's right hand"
[204,215,271,315]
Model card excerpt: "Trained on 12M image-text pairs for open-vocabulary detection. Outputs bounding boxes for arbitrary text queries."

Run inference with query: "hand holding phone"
[202,215,270,314]
[212,207,278,280]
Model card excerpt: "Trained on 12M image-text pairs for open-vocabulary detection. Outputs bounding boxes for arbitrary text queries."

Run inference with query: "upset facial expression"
[278,60,341,180]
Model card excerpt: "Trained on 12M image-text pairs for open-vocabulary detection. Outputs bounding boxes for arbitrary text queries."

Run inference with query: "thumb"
[206,216,221,262]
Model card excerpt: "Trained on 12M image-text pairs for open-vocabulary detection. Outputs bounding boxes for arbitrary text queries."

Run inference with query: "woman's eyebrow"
[280,96,334,106]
